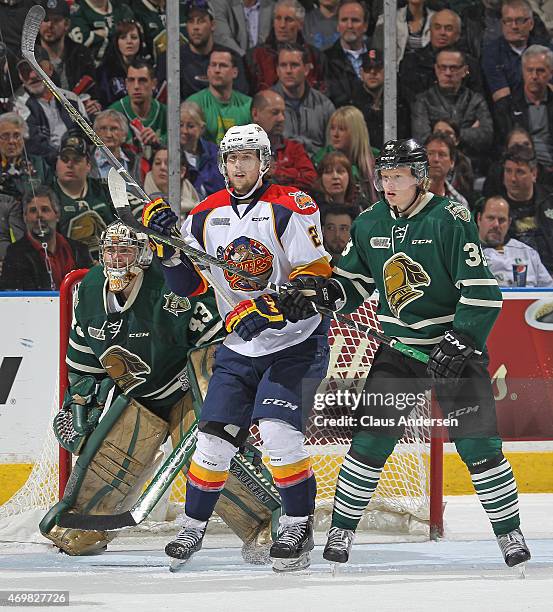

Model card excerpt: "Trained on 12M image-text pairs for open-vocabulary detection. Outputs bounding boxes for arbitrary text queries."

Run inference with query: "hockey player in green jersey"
[40,221,281,561]
[291,139,531,567]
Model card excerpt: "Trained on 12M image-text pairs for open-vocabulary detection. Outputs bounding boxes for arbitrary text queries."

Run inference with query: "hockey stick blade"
[57,422,199,531]
[21,5,44,54]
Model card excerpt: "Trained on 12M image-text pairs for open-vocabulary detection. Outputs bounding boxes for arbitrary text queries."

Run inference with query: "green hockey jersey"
[334,193,502,353]
[69,0,135,63]
[53,178,115,258]
[66,263,223,409]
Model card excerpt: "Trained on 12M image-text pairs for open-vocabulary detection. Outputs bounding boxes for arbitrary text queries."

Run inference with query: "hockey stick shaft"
[21,8,428,365]
[57,421,199,531]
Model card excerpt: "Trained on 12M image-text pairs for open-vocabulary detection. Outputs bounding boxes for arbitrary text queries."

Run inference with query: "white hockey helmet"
[99,221,153,292]
[218,123,272,199]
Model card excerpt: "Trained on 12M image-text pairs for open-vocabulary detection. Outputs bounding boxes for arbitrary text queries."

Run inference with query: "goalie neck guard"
[218,123,271,200]
[99,221,153,293]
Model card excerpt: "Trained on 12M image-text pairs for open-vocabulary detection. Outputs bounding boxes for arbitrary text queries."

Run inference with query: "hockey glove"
[279,275,346,322]
[225,295,286,341]
[427,330,482,381]
[142,198,179,260]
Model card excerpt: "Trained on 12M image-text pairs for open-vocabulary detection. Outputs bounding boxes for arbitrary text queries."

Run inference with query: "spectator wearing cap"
[351,49,410,150]
[372,0,435,65]
[425,133,469,208]
[186,49,252,145]
[325,0,369,107]
[13,46,89,168]
[96,19,150,108]
[0,186,92,291]
[51,132,115,259]
[38,0,101,117]
[91,109,144,182]
[495,45,553,162]
[272,44,335,157]
[211,0,274,57]
[110,59,167,149]
[398,9,485,100]
[303,0,340,51]
[477,195,552,287]
[155,0,250,101]
[251,89,316,191]
[69,0,135,66]
[500,143,553,271]
[411,48,493,166]
[245,0,327,94]
[482,0,553,108]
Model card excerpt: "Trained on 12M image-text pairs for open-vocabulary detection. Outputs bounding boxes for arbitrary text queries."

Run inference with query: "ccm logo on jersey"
[447,405,480,419]
[412,239,433,245]
[370,237,391,248]
[129,332,149,338]
[262,398,298,410]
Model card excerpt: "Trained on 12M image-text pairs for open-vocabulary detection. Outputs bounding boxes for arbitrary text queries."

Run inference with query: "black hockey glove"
[278,275,345,322]
[427,330,482,381]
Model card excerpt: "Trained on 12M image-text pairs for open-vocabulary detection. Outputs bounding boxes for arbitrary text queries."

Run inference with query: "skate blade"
[272,552,311,573]
[169,557,190,573]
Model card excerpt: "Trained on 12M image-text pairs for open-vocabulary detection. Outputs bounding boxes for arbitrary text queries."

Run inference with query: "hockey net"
[0,269,443,541]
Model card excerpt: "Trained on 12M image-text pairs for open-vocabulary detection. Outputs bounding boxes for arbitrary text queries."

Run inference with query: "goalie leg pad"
[40,394,168,554]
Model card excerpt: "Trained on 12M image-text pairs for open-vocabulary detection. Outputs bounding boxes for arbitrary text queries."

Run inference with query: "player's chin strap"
[225,165,270,201]
[389,186,425,218]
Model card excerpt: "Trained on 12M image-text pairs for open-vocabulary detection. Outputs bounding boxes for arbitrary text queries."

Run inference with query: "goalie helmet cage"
[3,268,444,539]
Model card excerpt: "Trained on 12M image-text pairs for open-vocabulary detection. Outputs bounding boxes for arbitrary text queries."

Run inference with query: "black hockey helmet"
[374,139,428,191]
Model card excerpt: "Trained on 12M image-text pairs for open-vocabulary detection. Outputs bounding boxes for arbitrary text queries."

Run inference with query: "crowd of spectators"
[1,0,553,291]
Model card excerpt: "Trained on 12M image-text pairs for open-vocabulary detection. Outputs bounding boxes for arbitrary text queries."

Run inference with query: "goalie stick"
[21,7,429,365]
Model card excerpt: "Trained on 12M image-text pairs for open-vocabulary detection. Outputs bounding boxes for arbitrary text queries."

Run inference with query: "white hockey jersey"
[181,184,332,357]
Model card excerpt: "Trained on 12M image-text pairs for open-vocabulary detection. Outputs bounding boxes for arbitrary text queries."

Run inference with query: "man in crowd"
[351,49,410,150]
[399,9,484,99]
[14,47,89,167]
[110,60,167,148]
[211,0,274,57]
[477,195,552,287]
[155,0,249,101]
[187,49,252,145]
[500,143,553,272]
[272,44,335,157]
[251,89,316,190]
[303,0,340,51]
[38,0,101,117]
[51,133,115,259]
[411,49,493,162]
[325,0,369,107]
[0,186,92,291]
[426,133,469,208]
[321,205,357,264]
[246,0,327,94]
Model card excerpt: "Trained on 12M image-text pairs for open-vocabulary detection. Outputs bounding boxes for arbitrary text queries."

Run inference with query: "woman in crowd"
[312,151,362,213]
[179,102,225,199]
[96,20,149,108]
[432,118,474,205]
[313,106,377,204]
[144,146,200,220]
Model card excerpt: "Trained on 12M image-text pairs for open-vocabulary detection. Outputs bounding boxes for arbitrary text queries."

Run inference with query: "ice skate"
[323,526,355,564]
[270,515,313,573]
[497,527,531,567]
[165,518,207,570]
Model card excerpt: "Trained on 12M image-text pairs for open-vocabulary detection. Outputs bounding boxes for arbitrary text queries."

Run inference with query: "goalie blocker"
[42,343,281,559]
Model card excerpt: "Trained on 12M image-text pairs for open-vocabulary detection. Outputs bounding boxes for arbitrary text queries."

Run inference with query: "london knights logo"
[99,346,151,393]
[445,202,471,222]
[217,236,274,291]
[163,292,191,317]
[383,253,430,317]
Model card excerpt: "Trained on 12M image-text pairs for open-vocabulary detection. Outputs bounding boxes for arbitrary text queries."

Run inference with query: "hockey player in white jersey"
[141,124,344,571]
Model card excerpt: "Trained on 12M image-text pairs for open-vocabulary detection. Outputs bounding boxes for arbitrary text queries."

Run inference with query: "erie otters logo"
[289,191,317,211]
[217,236,274,291]
[383,253,430,317]
[99,346,151,393]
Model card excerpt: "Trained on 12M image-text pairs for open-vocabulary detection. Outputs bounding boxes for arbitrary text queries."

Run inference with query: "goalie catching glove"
[142,198,180,260]
[225,295,286,341]
[278,275,346,322]
[427,330,482,381]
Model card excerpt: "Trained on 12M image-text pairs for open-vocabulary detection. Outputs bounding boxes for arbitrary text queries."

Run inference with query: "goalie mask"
[218,124,271,200]
[99,222,153,292]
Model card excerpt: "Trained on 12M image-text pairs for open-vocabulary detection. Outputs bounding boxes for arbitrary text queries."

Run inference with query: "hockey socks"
[185,460,229,521]
[270,459,316,517]
[469,455,520,536]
